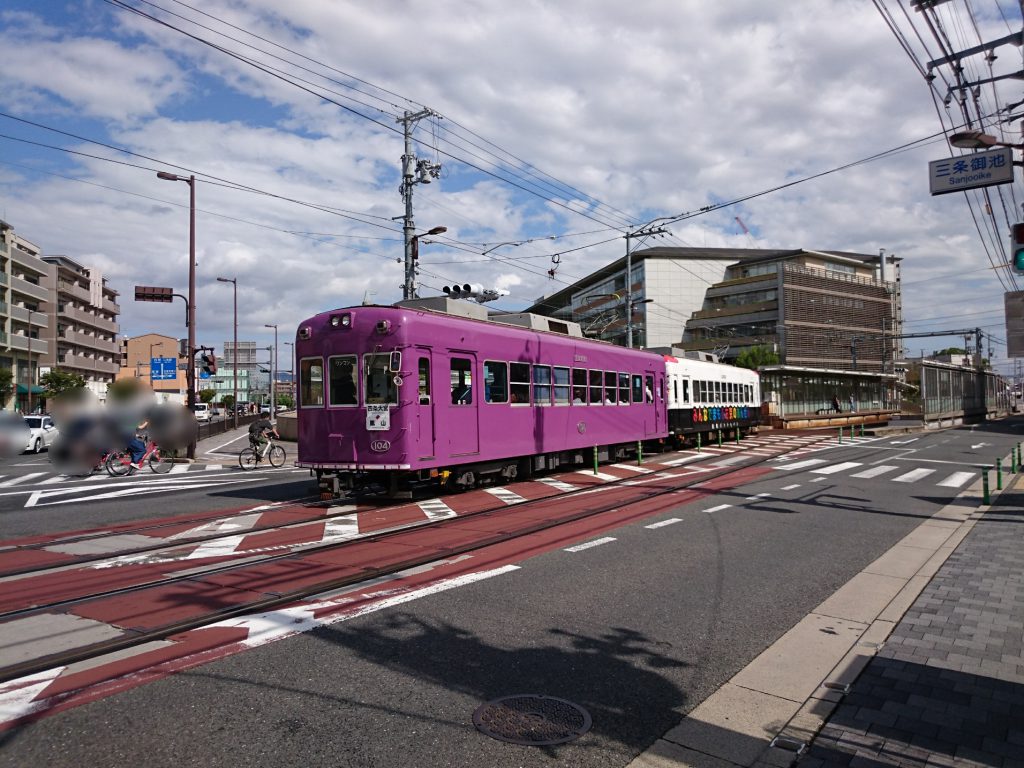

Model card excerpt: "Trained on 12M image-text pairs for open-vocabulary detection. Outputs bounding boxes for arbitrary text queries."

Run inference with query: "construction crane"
[735,216,755,247]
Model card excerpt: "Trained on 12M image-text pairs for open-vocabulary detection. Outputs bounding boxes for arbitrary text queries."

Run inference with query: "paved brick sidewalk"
[802,484,1024,767]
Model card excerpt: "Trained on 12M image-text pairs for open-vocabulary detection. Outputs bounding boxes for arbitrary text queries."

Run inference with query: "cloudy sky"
[1,0,1021,373]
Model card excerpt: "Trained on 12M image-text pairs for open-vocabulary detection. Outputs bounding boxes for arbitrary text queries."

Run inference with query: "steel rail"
[0,436,830,684]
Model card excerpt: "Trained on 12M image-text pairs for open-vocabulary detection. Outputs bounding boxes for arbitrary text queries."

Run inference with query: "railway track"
[0,435,829,684]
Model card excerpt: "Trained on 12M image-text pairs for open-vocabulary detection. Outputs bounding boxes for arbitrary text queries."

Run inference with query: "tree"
[107,377,146,402]
[733,345,779,370]
[277,394,294,409]
[932,347,966,356]
[40,368,86,397]
[0,367,12,409]
[198,388,217,404]
[220,394,235,410]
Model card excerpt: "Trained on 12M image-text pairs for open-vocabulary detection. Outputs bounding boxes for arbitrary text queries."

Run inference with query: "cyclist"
[248,416,279,461]
[128,414,150,471]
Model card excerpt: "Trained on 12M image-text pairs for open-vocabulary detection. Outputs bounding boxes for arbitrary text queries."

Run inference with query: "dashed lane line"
[564,537,616,553]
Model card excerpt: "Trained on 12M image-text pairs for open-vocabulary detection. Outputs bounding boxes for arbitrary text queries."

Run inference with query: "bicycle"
[238,438,286,470]
[105,439,174,476]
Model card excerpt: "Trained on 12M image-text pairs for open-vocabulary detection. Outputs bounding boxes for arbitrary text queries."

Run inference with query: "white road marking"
[811,462,863,475]
[322,514,361,541]
[709,455,748,467]
[564,537,616,552]
[774,459,828,471]
[537,478,578,492]
[810,477,827,483]
[205,432,251,454]
[418,498,457,520]
[169,464,190,474]
[850,465,899,479]
[37,475,71,485]
[186,532,248,560]
[937,471,975,488]
[645,518,682,529]
[745,493,771,500]
[485,487,527,505]
[703,504,731,514]
[0,667,66,725]
[205,464,224,471]
[890,438,920,445]
[575,471,619,482]
[780,484,801,490]
[892,468,936,483]
[0,473,46,487]
[611,463,653,474]
[662,454,705,466]
[169,513,264,540]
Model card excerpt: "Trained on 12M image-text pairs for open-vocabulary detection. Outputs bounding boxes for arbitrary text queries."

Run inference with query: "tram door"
[446,352,480,456]
[415,350,436,460]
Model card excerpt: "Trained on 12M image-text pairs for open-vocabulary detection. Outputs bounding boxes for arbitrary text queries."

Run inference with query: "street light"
[265,323,277,416]
[408,226,447,299]
[948,130,1024,150]
[217,277,238,429]
[156,170,197,459]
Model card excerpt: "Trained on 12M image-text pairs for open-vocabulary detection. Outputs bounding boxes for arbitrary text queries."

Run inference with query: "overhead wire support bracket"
[926,31,1023,73]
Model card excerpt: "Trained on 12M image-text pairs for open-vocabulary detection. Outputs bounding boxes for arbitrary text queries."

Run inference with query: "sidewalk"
[629,454,1024,768]
[802,478,1024,767]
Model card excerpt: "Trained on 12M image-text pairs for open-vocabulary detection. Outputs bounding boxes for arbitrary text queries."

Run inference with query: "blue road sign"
[151,357,177,381]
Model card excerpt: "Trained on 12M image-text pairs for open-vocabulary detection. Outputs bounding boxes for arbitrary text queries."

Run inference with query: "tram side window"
[300,357,324,407]
[450,358,473,405]
[618,372,630,404]
[572,368,587,404]
[632,374,643,404]
[510,362,530,404]
[682,380,690,403]
[697,380,706,403]
[418,358,431,405]
[364,353,398,405]
[533,365,552,406]
[714,381,722,403]
[604,371,617,404]
[589,369,603,404]
[645,375,655,403]
[484,361,508,403]
[328,355,357,406]
[553,366,570,405]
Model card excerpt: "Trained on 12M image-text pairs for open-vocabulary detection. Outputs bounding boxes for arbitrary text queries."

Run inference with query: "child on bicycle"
[248,416,279,459]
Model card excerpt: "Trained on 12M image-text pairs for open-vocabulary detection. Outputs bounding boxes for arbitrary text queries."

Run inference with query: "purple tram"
[295,304,668,497]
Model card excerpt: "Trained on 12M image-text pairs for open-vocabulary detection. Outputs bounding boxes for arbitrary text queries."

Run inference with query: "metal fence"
[197,412,262,441]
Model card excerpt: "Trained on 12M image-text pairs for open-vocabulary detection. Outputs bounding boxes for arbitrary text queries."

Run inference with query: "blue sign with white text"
[151,357,177,381]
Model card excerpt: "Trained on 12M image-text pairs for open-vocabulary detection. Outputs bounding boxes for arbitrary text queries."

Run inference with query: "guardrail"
[197,413,263,441]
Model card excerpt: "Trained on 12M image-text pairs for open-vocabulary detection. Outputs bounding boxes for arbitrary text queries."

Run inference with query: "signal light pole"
[265,323,277,416]
[217,276,238,429]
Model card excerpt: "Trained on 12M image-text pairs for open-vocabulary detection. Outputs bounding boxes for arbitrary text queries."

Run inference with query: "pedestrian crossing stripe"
[811,461,862,475]
[892,468,935,483]
[850,465,898,479]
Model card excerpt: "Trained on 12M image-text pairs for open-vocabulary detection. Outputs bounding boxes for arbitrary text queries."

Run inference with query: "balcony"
[5,333,49,355]
[59,305,118,334]
[7,305,48,328]
[56,351,118,376]
[59,328,119,354]
[57,280,92,304]
[9,275,49,303]
[10,246,48,277]
[102,298,121,315]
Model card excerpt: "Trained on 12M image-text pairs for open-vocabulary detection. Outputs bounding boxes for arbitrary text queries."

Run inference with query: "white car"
[23,415,59,453]
[191,403,211,423]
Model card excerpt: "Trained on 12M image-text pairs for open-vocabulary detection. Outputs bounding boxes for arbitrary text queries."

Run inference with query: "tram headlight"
[330,313,352,328]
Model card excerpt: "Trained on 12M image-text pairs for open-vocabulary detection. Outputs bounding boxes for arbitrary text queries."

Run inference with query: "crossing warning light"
[1012,224,1024,272]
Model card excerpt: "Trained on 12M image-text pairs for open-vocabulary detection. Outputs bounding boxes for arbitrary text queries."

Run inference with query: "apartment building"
[40,255,120,399]
[0,221,51,412]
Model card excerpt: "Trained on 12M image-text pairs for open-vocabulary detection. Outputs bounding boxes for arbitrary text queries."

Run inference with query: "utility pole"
[623,220,670,348]
[398,109,441,300]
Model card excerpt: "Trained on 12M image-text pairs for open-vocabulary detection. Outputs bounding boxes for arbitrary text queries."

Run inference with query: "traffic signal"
[199,352,217,376]
[134,285,173,302]
[1012,224,1024,272]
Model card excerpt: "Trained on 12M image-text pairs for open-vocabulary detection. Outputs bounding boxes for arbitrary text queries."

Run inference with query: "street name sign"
[929,147,1014,195]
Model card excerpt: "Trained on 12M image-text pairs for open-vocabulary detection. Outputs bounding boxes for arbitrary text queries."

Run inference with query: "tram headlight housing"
[330,313,352,328]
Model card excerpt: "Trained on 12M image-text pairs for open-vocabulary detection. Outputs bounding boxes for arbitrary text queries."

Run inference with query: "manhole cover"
[473,694,592,746]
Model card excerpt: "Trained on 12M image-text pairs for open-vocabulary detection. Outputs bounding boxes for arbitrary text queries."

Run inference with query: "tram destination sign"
[929,147,1014,196]
[1006,291,1024,358]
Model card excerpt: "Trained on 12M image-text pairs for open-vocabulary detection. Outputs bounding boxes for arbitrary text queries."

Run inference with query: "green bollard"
[838,426,843,444]
[637,440,643,466]
[593,445,598,475]
[983,468,990,505]
[696,432,702,453]
[717,430,722,447]
[860,423,865,438]
[735,429,740,446]
[1013,450,1018,475]
[997,458,1003,490]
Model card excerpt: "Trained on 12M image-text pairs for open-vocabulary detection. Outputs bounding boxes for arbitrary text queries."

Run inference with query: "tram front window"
[364,353,398,405]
